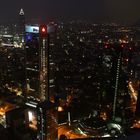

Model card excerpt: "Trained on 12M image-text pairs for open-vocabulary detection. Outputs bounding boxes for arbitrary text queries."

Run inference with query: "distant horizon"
[0,17,139,27]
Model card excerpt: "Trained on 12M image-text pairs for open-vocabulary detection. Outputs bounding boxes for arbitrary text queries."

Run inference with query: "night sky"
[0,0,140,24]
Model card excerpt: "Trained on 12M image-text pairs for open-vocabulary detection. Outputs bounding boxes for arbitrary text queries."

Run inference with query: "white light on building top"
[19,8,24,15]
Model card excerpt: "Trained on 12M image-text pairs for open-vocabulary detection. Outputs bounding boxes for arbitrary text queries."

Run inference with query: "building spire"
[19,8,24,15]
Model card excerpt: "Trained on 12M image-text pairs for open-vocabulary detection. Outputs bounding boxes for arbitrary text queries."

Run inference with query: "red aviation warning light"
[39,25,47,37]
[121,44,124,48]
[41,27,46,33]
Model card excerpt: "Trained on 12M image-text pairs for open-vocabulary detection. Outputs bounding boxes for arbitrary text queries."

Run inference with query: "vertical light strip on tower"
[19,8,25,44]
[112,52,122,120]
[39,25,49,102]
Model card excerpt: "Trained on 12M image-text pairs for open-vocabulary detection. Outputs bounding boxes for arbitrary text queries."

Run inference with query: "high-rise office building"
[25,24,57,140]
[25,25,40,97]
[19,8,25,44]
[108,43,130,120]
[39,24,56,101]
[25,23,56,100]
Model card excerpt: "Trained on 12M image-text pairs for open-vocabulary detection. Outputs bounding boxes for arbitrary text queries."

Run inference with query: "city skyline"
[0,1,140,139]
[0,0,140,24]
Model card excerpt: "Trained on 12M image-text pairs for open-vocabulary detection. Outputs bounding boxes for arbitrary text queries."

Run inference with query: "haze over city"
[0,0,140,23]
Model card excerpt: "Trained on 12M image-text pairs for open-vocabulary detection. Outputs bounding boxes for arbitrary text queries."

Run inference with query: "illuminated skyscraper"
[39,23,56,101]
[25,25,39,97]
[19,8,25,44]
[25,23,56,100]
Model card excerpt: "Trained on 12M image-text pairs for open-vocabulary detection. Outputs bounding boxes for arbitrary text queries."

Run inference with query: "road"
[58,124,90,139]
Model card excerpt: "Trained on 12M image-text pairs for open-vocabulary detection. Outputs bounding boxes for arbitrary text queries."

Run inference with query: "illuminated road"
[129,81,137,102]
[132,120,140,128]
[128,80,138,113]
[128,80,140,129]
[58,124,90,139]
[58,119,114,139]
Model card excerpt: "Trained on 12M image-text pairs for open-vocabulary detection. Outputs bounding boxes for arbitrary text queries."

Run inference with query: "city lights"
[28,111,33,121]
[0,5,140,140]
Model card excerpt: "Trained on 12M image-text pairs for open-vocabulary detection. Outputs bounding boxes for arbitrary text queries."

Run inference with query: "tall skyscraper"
[25,25,39,97]
[25,23,56,100]
[19,8,25,44]
[39,23,56,101]
[108,43,130,120]
[25,24,57,140]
